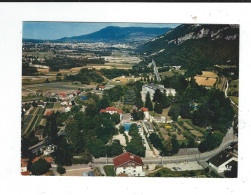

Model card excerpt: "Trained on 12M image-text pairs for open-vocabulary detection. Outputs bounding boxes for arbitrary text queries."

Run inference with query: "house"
[28,140,46,154]
[143,121,154,132]
[208,151,238,173]
[100,107,123,119]
[58,93,67,99]
[141,84,176,101]
[151,116,166,123]
[113,152,145,176]
[74,90,81,95]
[98,86,105,91]
[65,105,72,112]
[61,100,68,106]
[21,158,30,176]
[32,157,53,164]
[45,111,53,116]
[43,144,57,155]
[141,107,150,120]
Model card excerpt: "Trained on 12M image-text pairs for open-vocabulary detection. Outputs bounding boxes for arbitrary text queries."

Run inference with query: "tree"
[154,103,163,114]
[85,104,98,117]
[65,119,84,154]
[171,138,180,155]
[53,138,73,166]
[57,165,66,175]
[131,109,139,121]
[107,139,124,157]
[21,136,31,158]
[168,105,181,121]
[119,125,125,134]
[31,158,51,175]
[45,78,50,83]
[126,136,146,157]
[153,89,162,103]
[111,113,120,125]
[149,133,163,150]
[124,90,136,105]
[198,131,224,152]
[88,139,107,158]
[145,92,153,111]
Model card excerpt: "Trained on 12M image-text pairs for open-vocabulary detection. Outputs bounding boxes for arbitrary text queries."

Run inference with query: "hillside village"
[21,23,238,178]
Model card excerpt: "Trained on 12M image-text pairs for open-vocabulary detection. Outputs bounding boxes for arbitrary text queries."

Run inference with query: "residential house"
[151,116,166,123]
[21,158,30,176]
[141,107,150,120]
[98,86,105,91]
[141,84,176,101]
[143,121,154,133]
[113,152,145,176]
[100,107,123,120]
[208,151,238,173]
[43,144,57,155]
[65,105,72,112]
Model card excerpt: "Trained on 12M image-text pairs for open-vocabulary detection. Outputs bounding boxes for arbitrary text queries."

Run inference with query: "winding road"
[93,126,237,165]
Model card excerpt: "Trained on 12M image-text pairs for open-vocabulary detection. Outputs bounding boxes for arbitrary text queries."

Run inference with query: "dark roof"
[113,152,144,169]
[226,160,238,167]
[209,151,234,167]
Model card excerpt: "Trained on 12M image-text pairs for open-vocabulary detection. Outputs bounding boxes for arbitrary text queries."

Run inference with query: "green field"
[147,167,222,178]
[103,165,116,176]
[46,102,54,108]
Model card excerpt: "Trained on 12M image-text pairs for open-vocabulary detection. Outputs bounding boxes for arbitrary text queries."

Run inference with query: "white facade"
[65,107,71,112]
[209,157,238,173]
[141,84,176,101]
[116,165,145,176]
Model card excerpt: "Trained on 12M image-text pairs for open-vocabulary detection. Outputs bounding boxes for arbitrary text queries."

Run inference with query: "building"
[34,129,44,141]
[141,84,176,101]
[100,107,123,120]
[32,157,53,164]
[65,105,72,112]
[113,152,145,176]
[21,158,30,176]
[151,116,166,123]
[140,107,150,120]
[98,86,105,91]
[143,121,154,132]
[208,151,238,174]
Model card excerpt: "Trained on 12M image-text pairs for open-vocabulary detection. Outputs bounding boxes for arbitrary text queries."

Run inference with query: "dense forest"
[136,24,239,72]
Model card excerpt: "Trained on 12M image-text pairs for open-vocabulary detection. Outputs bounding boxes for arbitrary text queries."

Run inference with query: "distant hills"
[55,26,172,43]
[137,24,239,70]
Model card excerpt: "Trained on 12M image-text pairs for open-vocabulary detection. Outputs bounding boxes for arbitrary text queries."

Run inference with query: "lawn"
[103,165,116,176]
[147,167,222,178]
[46,102,54,108]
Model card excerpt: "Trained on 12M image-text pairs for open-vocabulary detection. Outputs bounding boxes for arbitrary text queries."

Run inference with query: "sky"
[23,22,180,40]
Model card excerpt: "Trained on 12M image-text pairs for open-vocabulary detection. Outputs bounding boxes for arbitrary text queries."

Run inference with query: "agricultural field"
[193,71,218,87]
[110,76,143,85]
[159,70,185,77]
[158,119,206,144]
[228,79,239,104]
[22,107,45,135]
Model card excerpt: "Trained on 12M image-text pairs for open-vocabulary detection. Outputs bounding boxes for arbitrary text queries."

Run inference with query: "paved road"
[93,127,237,165]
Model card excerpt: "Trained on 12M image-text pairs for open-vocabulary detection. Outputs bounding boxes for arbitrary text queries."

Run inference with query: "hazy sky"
[23,22,180,40]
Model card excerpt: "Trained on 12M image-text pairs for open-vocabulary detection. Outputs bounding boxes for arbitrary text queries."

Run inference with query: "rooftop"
[209,151,234,167]
[113,152,144,169]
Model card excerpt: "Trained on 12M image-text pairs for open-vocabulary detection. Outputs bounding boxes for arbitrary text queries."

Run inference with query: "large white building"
[141,84,176,101]
[113,152,145,177]
[208,151,238,173]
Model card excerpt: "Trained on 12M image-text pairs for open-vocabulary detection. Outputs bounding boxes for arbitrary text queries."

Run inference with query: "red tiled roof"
[100,109,106,113]
[32,157,53,164]
[75,90,80,94]
[21,158,29,167]
[99,86,105,88]
[113,152,144,169]
[45,111,53,116]
[106,107,118,111]
[21,171,30,176]
[117,110,122,114]
[141,107,148,112]
[66,105,72,108]
[58,93,67,98]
